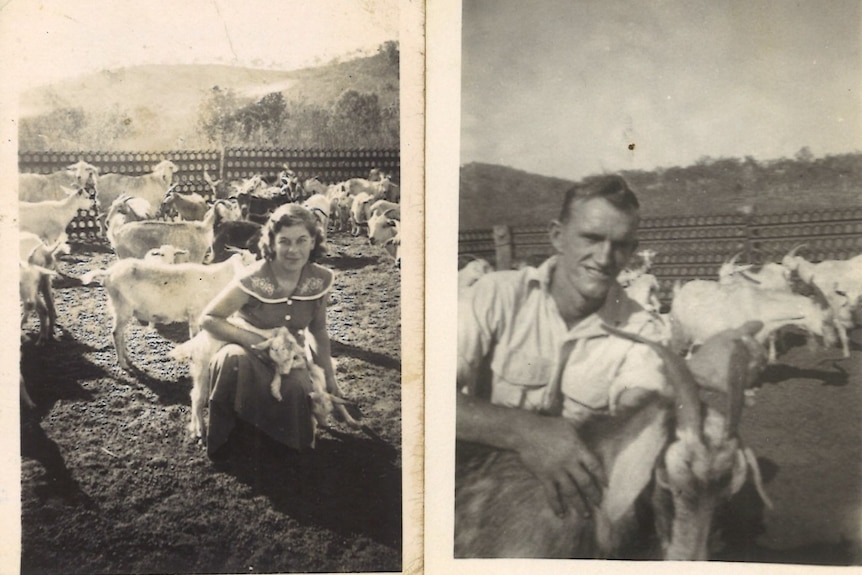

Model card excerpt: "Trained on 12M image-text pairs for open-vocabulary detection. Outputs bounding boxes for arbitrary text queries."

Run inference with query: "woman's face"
[272,224,314,271]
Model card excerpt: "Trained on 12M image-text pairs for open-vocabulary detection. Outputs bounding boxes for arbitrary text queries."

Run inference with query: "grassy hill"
[20,50,398,151]
[460,153,862,230]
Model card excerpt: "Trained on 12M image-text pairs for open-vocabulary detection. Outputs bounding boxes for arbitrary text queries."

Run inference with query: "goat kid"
[171,321,354,441]
[20,233,71,344]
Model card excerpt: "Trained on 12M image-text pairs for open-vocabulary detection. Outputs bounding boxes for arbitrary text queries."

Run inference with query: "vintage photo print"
[2,1,424,573]
[427,0,861,572]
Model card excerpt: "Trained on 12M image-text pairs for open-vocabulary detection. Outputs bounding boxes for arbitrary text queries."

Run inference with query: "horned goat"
[455,324,770,559]
[718,253,795,363]
[19,161,99,202]
[782,245,862,357]
[669,279,836,358]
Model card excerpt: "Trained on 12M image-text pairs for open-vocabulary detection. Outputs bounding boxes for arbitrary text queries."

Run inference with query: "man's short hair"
[558,175,640,223]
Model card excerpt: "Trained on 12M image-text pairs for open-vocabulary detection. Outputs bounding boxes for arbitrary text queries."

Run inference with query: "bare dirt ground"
[20,232,402,574]
[713,330,862,565]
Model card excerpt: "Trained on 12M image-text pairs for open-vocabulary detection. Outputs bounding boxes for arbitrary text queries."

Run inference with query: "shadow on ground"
[217,422,402,551]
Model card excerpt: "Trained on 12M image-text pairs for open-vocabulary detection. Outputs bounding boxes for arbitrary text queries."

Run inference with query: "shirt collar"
[529,255,644,339]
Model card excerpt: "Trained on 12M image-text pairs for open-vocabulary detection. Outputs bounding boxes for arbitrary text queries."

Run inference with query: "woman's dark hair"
[558,175,640,223]
[259,204,327,263]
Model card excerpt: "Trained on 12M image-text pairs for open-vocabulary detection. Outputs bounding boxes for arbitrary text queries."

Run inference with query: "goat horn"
[726,251,744,266]
[602,324,702,440]
[723,340,749,439]
[784,243,807,258]
[739,271,762,285]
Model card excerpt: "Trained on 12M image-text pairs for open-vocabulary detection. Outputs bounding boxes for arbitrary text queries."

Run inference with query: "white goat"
[378,175,400,203]
[368,211,400,250]
[350,192,375,236]
[20,232,71,344]
[669,279,836,358]
[161,189,208,221]
[718,253,796,362]
[455,324,769,559]
[144,244,190,264]
[329,190,353,233]
[458,258,494,293]
[385,231,401,268]
[340,178,386,201]
[171,319,353,441]
[19,161,100,202]
[303,177,328,198]
[302,194,331,238]
[80,253,251,369]
[19,187,94,243]
[250,327,353,447]
[782,245,862,357]
[96,160,178,217]
[623,273,661,314]
[368,199,401,221]
[20,262,57,346]
[617,248,657,285]
[108,205,217,263]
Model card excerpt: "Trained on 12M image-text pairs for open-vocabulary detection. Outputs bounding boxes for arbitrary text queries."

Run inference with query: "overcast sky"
[461,0,862,181]
[0,0,398,91]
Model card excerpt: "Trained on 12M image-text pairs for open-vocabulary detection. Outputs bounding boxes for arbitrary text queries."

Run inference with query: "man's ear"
[548,219,564,253]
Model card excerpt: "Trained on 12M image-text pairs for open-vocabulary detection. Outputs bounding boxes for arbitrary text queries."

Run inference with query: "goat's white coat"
[96,160,178,216]
[19,188,94,243]
[82,253,249,368]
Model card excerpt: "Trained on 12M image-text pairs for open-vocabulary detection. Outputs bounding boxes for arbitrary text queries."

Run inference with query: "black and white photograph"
[428,0,862,569]
[3,1,424,573]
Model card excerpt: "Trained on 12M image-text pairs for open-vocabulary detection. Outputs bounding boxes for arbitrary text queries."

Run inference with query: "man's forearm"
[457,393,541,452]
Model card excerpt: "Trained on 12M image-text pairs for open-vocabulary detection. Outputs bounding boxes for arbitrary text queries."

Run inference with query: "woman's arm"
[199,284,268,348]
[307,295,340,396]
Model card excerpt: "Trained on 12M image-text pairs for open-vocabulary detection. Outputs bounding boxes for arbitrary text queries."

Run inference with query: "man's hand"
[514,415,607,519]
[687,320,767,393]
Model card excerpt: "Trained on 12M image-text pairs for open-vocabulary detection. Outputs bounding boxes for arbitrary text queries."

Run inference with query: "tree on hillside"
[235,92,287,144]
[197,86,241,147]
[331,90,382,146]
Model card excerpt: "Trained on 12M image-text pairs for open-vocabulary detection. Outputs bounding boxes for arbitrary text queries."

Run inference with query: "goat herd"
[18,159,402,434]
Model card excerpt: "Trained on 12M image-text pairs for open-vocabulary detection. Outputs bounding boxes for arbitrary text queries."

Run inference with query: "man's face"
[549,197,639,305]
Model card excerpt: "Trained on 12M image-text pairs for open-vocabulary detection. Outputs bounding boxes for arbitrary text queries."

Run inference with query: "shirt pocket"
[490,351,553,409]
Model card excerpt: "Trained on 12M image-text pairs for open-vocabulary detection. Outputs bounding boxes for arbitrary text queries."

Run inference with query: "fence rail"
[459,207,862,302]
[19,147,400,242]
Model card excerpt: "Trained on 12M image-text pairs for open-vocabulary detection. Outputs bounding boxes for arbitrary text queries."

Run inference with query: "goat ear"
[730,449,748,496]
[250,339,272,352]
[655,466,670,490]
[742,447,773,509]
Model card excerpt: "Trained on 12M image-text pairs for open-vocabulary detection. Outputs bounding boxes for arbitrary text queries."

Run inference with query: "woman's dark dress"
[206,259,334,454]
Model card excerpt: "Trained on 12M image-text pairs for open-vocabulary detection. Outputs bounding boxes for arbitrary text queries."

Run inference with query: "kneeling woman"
[200,204,340,460]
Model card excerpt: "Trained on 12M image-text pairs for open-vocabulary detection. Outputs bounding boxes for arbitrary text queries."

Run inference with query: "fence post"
[494,225,513,270]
